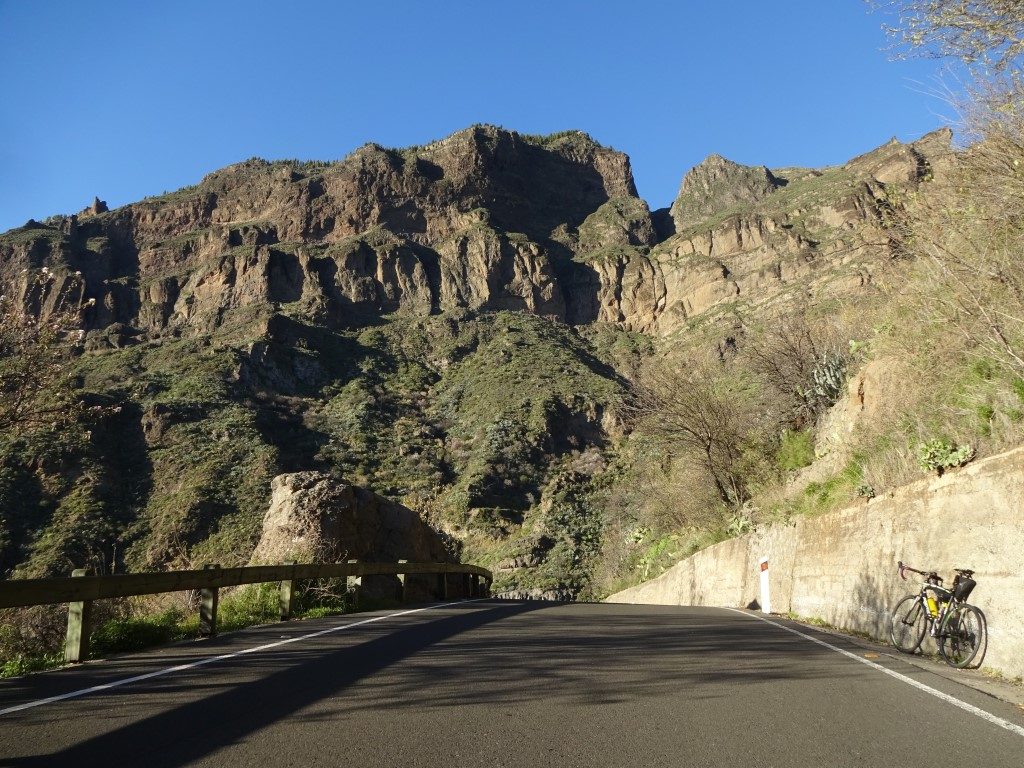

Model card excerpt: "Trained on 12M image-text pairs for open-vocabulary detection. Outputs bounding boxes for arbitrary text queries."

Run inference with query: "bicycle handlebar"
[898,561,974,583]
[897,560,920,580]
[896,561,941,583]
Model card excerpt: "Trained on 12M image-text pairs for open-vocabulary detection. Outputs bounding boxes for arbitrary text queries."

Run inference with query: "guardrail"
[0,560,493,663]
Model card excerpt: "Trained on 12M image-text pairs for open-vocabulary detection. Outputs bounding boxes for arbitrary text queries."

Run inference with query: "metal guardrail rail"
[0,560,493,664]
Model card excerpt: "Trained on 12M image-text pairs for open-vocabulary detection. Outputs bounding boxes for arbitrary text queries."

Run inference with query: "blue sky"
[0,1,956,232]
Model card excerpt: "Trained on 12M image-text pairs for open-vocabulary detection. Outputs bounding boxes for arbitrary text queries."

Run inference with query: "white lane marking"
[723,607,1024,739]
[0,600,486,717]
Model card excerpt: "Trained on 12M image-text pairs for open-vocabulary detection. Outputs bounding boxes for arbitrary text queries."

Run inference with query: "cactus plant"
[802,352,847,411]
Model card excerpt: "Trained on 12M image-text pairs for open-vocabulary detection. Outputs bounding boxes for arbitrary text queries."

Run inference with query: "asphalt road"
[1,601,1022,767]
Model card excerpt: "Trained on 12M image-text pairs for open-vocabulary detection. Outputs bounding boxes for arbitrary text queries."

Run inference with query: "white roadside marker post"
[759,557,771,614]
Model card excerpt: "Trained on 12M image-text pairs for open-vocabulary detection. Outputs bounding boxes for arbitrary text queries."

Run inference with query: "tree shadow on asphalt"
[3,602,862,767]
[307,603,870,716]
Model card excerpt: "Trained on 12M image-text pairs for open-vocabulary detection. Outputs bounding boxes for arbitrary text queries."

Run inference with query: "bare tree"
[745,311,848,426]
[877,0,1024,71]
[871,0,1024,375]
[895,93,1024,376]
[0,272,93,444]
[627,355,766,509]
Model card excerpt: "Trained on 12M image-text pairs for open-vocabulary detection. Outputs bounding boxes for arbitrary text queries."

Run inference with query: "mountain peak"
[670,154,781,231]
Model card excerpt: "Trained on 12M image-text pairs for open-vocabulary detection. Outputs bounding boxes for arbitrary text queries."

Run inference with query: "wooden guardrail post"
[63,569,92,663]
[398,559,408,602]
[199,564,219,637]
[279,560,296,621]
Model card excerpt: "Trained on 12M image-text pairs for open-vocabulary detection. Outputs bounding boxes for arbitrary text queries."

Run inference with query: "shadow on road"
[319,603,868,714]
[4,602,866,767]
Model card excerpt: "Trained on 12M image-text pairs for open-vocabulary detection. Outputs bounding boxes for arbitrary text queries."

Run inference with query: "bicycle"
[889,560,987,669]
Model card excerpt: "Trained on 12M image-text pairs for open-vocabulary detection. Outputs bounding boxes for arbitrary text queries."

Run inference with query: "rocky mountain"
[0,124,953,595]
[1,126,640,337]
[1,125,950,341]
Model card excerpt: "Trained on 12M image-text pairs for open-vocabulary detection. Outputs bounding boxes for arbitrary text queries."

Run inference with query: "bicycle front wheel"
[890,595,927,653]
[938,604,986,668]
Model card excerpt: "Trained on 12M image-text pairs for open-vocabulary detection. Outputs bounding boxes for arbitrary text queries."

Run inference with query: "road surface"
[1,601,1022,767]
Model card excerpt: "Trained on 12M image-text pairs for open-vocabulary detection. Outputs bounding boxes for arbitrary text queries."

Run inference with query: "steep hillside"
[0,125,950,597]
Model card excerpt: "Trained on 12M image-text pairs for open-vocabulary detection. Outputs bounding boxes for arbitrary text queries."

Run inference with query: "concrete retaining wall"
[608,447,1024,680]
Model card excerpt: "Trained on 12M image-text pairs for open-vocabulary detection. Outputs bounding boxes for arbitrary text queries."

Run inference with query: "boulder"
[250,471,454,600]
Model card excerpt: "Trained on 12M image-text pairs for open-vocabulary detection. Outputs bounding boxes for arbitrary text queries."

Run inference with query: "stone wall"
[608,447,1024,680]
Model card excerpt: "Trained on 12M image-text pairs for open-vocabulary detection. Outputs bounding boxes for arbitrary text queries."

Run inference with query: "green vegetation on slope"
[1,307,638,599]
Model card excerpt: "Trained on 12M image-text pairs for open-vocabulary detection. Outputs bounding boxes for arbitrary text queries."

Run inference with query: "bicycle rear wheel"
[938,604,986,668]
[890,595,927,653]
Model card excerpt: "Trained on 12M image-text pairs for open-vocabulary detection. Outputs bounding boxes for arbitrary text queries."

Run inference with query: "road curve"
[1,601,1022,767]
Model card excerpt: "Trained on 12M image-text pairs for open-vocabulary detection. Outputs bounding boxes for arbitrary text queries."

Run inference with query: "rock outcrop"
[250,471,456,601]
[0,125,954,342]
[669,154,782,232]
[79,197,108,217]
[600,128,954,334]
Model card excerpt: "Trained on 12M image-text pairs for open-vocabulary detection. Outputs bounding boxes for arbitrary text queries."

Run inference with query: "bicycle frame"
[920,582,955,636]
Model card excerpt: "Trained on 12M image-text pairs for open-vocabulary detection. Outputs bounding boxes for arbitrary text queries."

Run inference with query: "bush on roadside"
[90,610,184,657]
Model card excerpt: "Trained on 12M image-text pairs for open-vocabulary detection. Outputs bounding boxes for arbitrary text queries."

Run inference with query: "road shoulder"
[779,612,1024,708]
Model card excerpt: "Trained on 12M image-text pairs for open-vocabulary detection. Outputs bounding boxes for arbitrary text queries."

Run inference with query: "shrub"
[1,652,63,678]
[777,429,815,472]
[216,583,279,632]
[915,439,975,475]
[745,310,849,423]
[1013,377,1024,403]
[636,534,679,581]
[856,483,877,499]
[90,611,183,657]
[0,604,68,676]
[298,604,346,620]
[726,513,754,537]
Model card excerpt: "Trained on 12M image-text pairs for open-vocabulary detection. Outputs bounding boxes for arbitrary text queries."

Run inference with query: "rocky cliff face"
[1,125,951,344]
[591,128,953,334]
[0,126,646,340]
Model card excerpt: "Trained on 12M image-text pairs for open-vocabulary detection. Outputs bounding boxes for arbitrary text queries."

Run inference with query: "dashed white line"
[0,600,485,717]
[724,607,1024,739]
